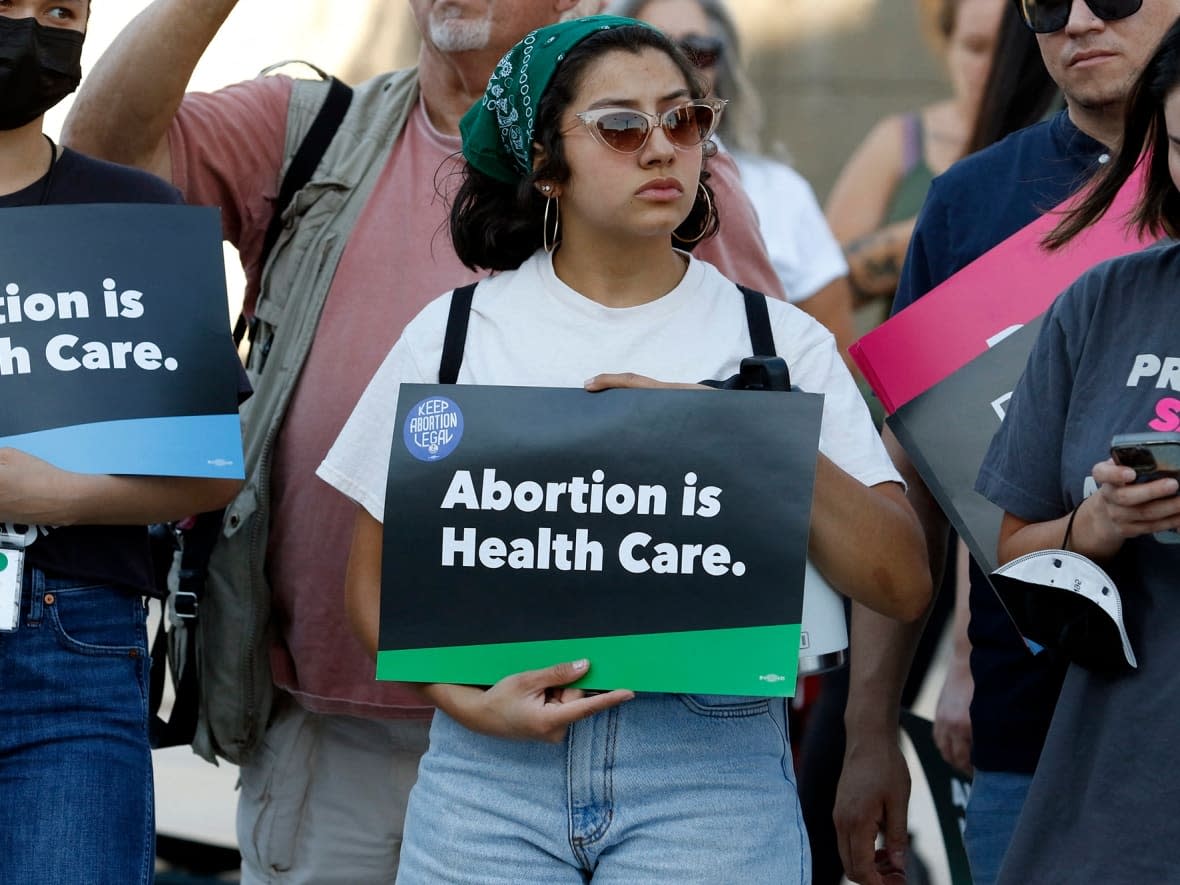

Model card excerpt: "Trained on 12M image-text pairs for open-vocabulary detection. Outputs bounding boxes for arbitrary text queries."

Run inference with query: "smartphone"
[1110,432,1180,543]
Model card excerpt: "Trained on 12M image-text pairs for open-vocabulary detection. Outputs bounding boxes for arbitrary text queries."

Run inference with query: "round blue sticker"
[404,395,464,461]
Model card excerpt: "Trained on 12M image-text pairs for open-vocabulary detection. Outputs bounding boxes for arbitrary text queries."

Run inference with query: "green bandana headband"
[461,15,651,184]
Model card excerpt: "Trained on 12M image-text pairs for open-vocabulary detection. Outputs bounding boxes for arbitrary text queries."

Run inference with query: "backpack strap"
[699,285,789,390]
[234,75,355,349]
[148,509,223,749]
[737,284,777,358]
[157,70,355,751]
[439,283,478,384]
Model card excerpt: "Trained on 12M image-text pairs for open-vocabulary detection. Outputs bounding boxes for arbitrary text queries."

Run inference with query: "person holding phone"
[835,4,1180,884]
[317,17,929,882]
[974,14,1180,881]
[1110,432,1180,542]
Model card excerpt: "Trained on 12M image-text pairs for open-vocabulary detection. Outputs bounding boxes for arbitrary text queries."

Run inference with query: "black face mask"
[0,17,84,131]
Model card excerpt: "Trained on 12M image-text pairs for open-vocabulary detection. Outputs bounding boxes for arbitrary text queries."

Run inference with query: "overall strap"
[439,283,478,384]
[438,281,777,385]
[737,284,777,357]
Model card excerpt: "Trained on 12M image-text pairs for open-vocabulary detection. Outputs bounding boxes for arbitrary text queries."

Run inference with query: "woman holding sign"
[976,15,1180,884]
[319,16,928,884]
[0,3,244,884]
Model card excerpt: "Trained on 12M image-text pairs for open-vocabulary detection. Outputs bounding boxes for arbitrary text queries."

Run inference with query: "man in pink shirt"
[66,1,799,881]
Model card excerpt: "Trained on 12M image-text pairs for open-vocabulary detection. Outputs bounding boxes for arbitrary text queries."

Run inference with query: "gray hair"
[606,0,764,153]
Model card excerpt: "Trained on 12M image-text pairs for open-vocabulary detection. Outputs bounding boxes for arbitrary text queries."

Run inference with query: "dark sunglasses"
[572,98,727,154]
[676,34,724,69]
[1013,0,1143,34]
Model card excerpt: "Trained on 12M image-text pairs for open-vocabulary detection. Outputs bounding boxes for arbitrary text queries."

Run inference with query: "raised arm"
[62,0,239,181]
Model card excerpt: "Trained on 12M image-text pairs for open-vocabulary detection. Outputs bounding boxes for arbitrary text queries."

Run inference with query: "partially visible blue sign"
[0,204,244,478]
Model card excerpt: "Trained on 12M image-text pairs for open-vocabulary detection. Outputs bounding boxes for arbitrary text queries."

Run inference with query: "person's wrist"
[844,697,902,735]
[1074,495,1123,559]
[421,681,472,717]
[842,726,901,766]
[844,261,874,303]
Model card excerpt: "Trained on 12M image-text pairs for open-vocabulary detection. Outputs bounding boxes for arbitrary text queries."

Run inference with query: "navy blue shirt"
[893,110,1109,774]
[0,147,231,597]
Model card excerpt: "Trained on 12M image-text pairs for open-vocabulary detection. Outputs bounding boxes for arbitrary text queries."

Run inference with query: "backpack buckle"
[168,589,199,624]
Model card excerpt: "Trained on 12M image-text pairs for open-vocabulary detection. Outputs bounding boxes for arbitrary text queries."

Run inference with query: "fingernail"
[891,849,906,869]
[583,378,596,387]
[572,658,589,672]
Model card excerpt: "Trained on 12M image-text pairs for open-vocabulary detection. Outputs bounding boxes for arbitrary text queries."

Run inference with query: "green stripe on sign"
[376,623,801,697]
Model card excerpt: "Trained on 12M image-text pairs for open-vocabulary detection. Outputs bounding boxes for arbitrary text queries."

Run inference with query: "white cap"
[990,549,1136,671]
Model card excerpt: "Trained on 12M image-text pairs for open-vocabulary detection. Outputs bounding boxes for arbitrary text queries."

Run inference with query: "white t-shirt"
[731,150,849,304]
[318,251,898,519]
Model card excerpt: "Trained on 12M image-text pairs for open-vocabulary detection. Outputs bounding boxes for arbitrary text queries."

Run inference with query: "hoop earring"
[543,195,561,254]
[673,182,715,245]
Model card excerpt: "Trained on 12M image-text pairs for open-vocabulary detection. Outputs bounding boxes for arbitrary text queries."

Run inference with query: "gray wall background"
[746,2,948,199]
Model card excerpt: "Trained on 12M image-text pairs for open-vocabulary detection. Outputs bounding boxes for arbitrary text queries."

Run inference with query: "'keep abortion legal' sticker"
[404,395,464,461]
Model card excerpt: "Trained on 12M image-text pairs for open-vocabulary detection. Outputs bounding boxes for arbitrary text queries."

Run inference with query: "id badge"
[0,547,24,632]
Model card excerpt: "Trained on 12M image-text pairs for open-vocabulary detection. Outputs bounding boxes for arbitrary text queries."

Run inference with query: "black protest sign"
[0,204,243,477]
[888,319,1044,573]
[899,711,973,885]
[378,383,824,696]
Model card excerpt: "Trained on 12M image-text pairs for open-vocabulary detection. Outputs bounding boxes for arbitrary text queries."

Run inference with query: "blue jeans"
[963,769,1033,885]
[397,693,809,884]
[0,570,154,885]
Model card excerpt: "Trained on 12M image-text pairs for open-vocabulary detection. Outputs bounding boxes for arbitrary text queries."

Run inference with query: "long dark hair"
[1046,16,1180,249]
[965,2,1058,155]
[450,25,718,272]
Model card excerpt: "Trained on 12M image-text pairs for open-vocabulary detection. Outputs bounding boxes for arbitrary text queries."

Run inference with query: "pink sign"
[850,169,1152,414]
